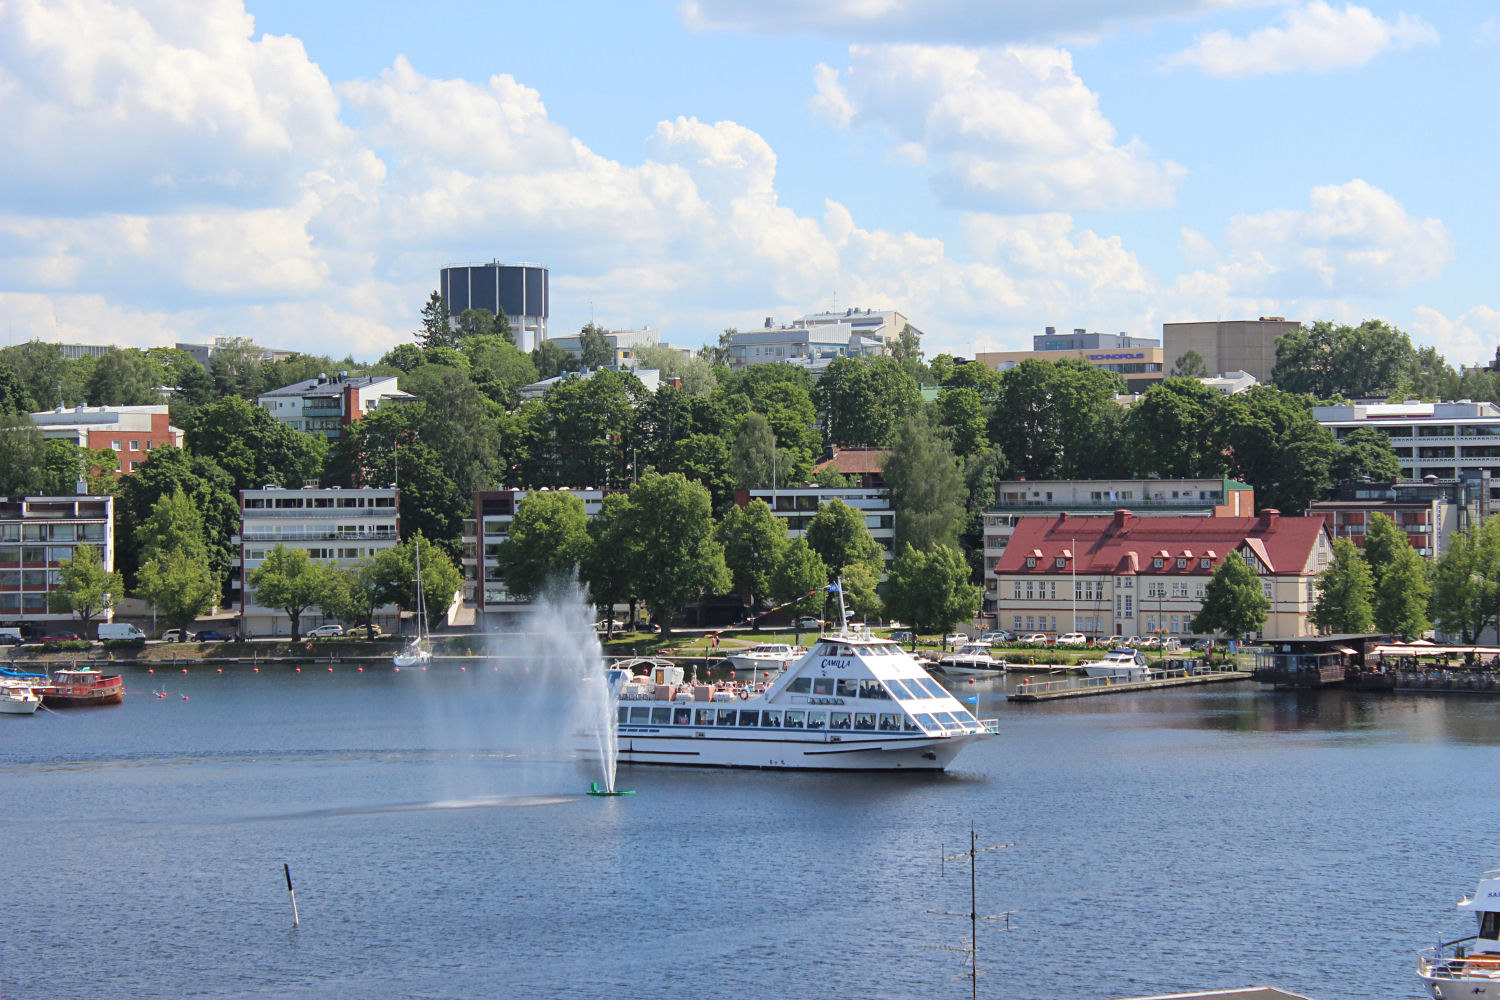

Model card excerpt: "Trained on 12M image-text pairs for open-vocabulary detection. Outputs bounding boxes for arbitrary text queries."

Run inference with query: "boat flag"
[824,583,841,593]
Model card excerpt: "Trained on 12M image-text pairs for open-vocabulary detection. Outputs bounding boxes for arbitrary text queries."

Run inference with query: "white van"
[98,623,146,642]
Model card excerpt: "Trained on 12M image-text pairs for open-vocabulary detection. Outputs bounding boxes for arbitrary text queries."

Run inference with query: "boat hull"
[934,662,1004,677]
[38,678,124,707]
[1418,969,1500,998]
[611,729,987,771]
[0,695,40,715]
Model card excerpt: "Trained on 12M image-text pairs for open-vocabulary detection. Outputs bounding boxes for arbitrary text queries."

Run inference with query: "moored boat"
[1418,869,1500,998]
[1080,647,1151,681]
[932,640,1006,677]
[0,681,41,715]
[724,643,803,678]
[37,668,124,707]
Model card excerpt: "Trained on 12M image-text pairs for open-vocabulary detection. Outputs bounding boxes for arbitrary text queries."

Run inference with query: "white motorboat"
[933,641,1006,677]
[0,681,41,715]
[1079,647,1151,681]
[1419,869,1500,998]
[603,629,997,771]
[724,643,803,679]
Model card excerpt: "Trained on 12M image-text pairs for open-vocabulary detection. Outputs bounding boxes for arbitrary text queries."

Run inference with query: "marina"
[1008,664,1252,701]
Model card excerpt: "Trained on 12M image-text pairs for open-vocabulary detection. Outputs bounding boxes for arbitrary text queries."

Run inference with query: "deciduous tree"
[1191,552,1269,639]
[884,545,980,642]
[248,544,336,641]
[882,410,967,553]
[1374,543,1431,637]
[769,537,827,620]
[1330,428,1402,485]
[625,472,730,634]
[805,498,882,582]
[717,499,787,626]
[497,491,592,600]
[1124,378,1228,479]
[1310,538,1374,633]
[46,543,122,625]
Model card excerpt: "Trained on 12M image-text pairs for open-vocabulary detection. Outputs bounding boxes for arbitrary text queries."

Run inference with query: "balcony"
[239,529,399,542]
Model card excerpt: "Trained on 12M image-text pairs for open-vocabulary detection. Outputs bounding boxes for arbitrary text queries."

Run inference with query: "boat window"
[878,713,902,731]
[955,708,979,724]
[629,706,652,723]
[884,679,916,700]
[1484,912,1500,940]
[830,712,852,730]
[858,680,888,699]
[806,711,827,730]
[673,707,692,725]
[761,710,782,728]
[738,710,759,727]
[936,712,960,729]
[788,677,812,693]
[854,713,876,730]
[716,709,738,726]
[696,708,715,727]
[915,713,939,731]
[784,710,805,729]
[651,707,671,725]
[617,707,628,724]
[917,678,948,699]
[812,677,835,696]
[835,678,860,698]
[903,716,922,732]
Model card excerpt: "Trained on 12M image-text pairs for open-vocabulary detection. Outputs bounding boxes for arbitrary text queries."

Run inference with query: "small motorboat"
[0,682,41,715]
[1079,647,1151,681]
[1419,869,1500,998]
[725,643,803,680]
[933,641,1006,677]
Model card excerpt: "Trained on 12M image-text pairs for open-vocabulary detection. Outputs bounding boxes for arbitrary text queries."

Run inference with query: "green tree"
[0,341,76,410]
[1310,538,1375,633]
[935,386,987,458]
[1123,379,1228,479]
[1374,543,1431,637]
[387,534,463,633]
[531,340,573,380]
[989,358,1126,480]
[884,545,980,643]
[582,493,638,633]
[805,498,883,582]
[322,551,403,637]
[717,499,787,626]
[882,409,967,553]
[1170,350,1208,378]
[769,537,828,620]
[635,345,718,397]
[116,446,239,587]
[814,356,923,448]
[135,487,208,563]
[248,544,336,640]
[206,338,268,399]
[1330,428,1402,485]
[496,491,592,600]
[1191,552,1270,639]
[466,336,538,409]
[0,416,49,495]
[46,543,122,625]
[625,471,731,634]
[729,411,776,489]
[1221,387,1336,514]
[137,549,220,632]
[417,291,455,349]
[716,364,820,460]
[1272,319,1417,399]
[0,360,28,413]
[85,349,161,406]
[186,395,326,493]
[1359,512,1407,589]
[577,323,614,369]
[838,560,883,622]
[1431,518,1500,642]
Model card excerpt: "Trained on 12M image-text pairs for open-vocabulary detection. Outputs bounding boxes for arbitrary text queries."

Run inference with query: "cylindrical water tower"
[440,262,549,350]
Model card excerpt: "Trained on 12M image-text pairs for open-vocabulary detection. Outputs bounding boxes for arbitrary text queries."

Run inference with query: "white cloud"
[1166,2,1438,77]
[812,44,1185,212]
[680,0,1270,44]
[1409,306,1500,368]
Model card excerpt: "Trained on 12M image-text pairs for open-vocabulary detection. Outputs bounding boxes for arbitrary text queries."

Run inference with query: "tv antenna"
[926,826,1015,1000]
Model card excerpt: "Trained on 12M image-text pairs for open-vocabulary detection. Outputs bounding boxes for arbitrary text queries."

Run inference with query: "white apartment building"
[232,487,401,637]
[518,367,661,402]
[0,494,115,629]
[793,308,918,347]
[1314,401,1500,505]
[257,373,413,440]
[728,325,884,373]
[736,486,896,570]
[981,478,1255,617]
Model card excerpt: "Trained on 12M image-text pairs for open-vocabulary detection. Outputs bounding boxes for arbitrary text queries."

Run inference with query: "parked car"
[160,628,191,643]
[981,630,1011,643]
[1105,635,1127,646]
[308,624,344,638]
[40,631,81,642]
[0,633,23,646]
[1161,637,1183,651]
[1020,633,1052,645]
[345,624,383,639]
[1055,632,1088,646]
[627,620,661,634]
[1190,638,1214,651]
[943,633,968,646]
[794,617,822,630]
[194,630,233,642]
[890,630,914,642]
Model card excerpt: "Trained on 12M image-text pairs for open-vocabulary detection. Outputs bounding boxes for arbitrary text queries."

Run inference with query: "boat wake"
[253,793,581,821]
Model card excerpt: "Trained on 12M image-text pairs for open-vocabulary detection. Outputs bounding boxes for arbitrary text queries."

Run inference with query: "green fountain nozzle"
[587,781,635,797]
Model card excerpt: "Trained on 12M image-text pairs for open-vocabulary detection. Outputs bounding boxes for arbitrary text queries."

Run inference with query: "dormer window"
[1152,557,1164,568]
[1200,558,1211,569]
[1176,558,1187,569]
[1026,557,1037,568]
[1055,557,1066,569]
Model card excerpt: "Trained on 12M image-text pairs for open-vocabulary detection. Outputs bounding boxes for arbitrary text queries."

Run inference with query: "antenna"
[925,827,1015,1000]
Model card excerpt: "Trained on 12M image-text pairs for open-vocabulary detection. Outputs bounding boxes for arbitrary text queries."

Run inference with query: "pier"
[1007,666,1251,702]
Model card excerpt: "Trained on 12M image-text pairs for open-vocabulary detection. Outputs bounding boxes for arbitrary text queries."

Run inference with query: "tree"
[814,356,923,448]
[699,328,736,367]
[387,534,463,633]
[46,543,122,625]
[207,338,268,399]
[135,487,208,564]
[729,411,776,489]
[935,386,987,458]
[838,560,883,622]
[1310,538,1374,633]
[0,360,28,413]
[466,337,538,409]
[1373,543,1431,637]
[1221,387,1336,515]
[116,446,239,587]
[0,416,49,495]
[137,550,220,632]
[1431,518,1500,642]
[884,545,981,642]
[1330,428,1402,485]
[85,349,160,406]
[249,544,336,640]
[417,291,455,350]
[1359,512,1407,589]
[1191,552,1269,639]
[582,493,639,632]
[625,472,731,633]
[496,491,592,600]
[672,433,734,511]
[989,359,1126,480]
[1170,350,1208,378]
[1271,320,1417,399]
[577,323,614,369]
[805,498,883,582]
[717,499,787,627]
[882,410,967,553]
[1123,379,1228,479]
[769,537,828,620]
[635,345,718,397]
[531,340,573,380]
[186,395,326,493]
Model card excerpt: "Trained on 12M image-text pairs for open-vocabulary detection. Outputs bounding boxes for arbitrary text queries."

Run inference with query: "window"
[1026,557,1036,568]
[1176,558,1187,569]
[696,708,715,727]
[1152,557,1164,568]
[1262,581,1274,599]
[1013,616,1022,630]
[129,440,139,451]
[111,440,121,451]
[1201,558,1210,569]
[788,677,811,693]
[1012,582,1022,600]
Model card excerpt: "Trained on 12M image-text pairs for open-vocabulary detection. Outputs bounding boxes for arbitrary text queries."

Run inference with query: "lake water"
[2,663,1496,1000]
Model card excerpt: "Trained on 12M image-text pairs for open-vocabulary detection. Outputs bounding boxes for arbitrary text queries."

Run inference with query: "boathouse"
[1250,634,1390,688]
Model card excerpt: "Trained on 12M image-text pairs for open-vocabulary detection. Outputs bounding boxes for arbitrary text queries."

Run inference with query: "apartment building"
[727,325,883,373]
[231,487,400,637]
[1313,401,1500,505]
[993,508,1330,641]
[980,478,1255,616]
[0,494,115,628]
[734,486,896,569]
[257,373,413,440]
[30,404,184,474]
[1309,479,1481,561]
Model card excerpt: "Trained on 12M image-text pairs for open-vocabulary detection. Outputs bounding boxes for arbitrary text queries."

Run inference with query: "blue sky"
[1,0,1495,365]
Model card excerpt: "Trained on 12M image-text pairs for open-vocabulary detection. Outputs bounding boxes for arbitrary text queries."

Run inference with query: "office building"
[993,508,1330,641]
[30,404,184,474]
[1309,479,1483,561]
[1162,317,1299,383]
[518,366,661,402]
[440,262,549,351]
[0,494,115,628]
[545,328,691,367]
[257,373,413,440]
[1312,400,1500,507]
[980,478,1255,616]
[973,327,1165,393]
[734,486,896,570]
[728,324,884,372]
[231,487,401,637]
[791,308,919,347]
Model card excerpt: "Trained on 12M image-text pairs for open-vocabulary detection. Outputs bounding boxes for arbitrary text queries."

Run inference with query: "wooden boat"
[37,668,124,707]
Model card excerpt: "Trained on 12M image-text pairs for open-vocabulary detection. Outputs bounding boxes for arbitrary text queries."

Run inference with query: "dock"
[1007,667,1251,701]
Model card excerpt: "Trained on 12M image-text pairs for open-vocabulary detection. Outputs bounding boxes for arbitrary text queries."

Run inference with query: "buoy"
[327,666,334,672]
[460,666,466,671]
[394,666,400,672]
[357,666,364,672]
[295,667,301,673]
[216,668,222,674]
[148,668,154,674]
[181,694,189,700]
[181,668,188,674]
[253,667,259,673]
[967,678,975,685]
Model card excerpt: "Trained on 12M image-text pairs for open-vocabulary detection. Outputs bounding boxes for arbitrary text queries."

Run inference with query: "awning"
[1338,647,1357,656]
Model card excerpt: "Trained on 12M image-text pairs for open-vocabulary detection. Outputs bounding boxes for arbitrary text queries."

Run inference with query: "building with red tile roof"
[992,508,1332,640]
[813,447,889,488]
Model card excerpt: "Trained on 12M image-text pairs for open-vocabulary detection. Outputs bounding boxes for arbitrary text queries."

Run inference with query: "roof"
[260,374,402,398]
[815,448,890,475]
[994,510,1327,577]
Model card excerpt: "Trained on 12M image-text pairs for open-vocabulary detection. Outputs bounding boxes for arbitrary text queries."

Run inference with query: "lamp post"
[1071,537,1077,634]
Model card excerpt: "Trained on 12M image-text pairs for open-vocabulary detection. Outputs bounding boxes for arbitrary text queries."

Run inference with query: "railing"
[239,530,399,542]
[241,508,395,518]
[1012,663,1239,697]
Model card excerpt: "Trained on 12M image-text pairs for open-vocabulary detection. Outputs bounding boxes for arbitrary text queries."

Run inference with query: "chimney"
[1058,511,1069,522]
[75,477,87,496]
[1112,509,1132,532]
[1258,508,1280,530]
[669,376,681,389]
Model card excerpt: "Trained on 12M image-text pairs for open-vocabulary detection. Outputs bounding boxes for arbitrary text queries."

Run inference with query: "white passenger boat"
[933,641,1005,677]
[606,631,998,771]
[1079,647,1151,681]
[1419,870,1500,998]
[724,643,803,679]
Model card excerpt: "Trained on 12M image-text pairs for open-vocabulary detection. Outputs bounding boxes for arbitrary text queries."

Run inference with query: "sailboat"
[392,541,433,668]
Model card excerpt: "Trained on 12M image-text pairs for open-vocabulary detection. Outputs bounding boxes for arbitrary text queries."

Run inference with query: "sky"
[1,0,1496,365]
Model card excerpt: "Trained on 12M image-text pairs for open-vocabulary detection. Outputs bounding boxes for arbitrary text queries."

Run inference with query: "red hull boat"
[38,669,124,707]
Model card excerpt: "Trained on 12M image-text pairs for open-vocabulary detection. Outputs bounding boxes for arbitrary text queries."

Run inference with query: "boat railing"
[977,717,1000,734]
[1015,663,1232,697]
[1419,937,1496,979]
